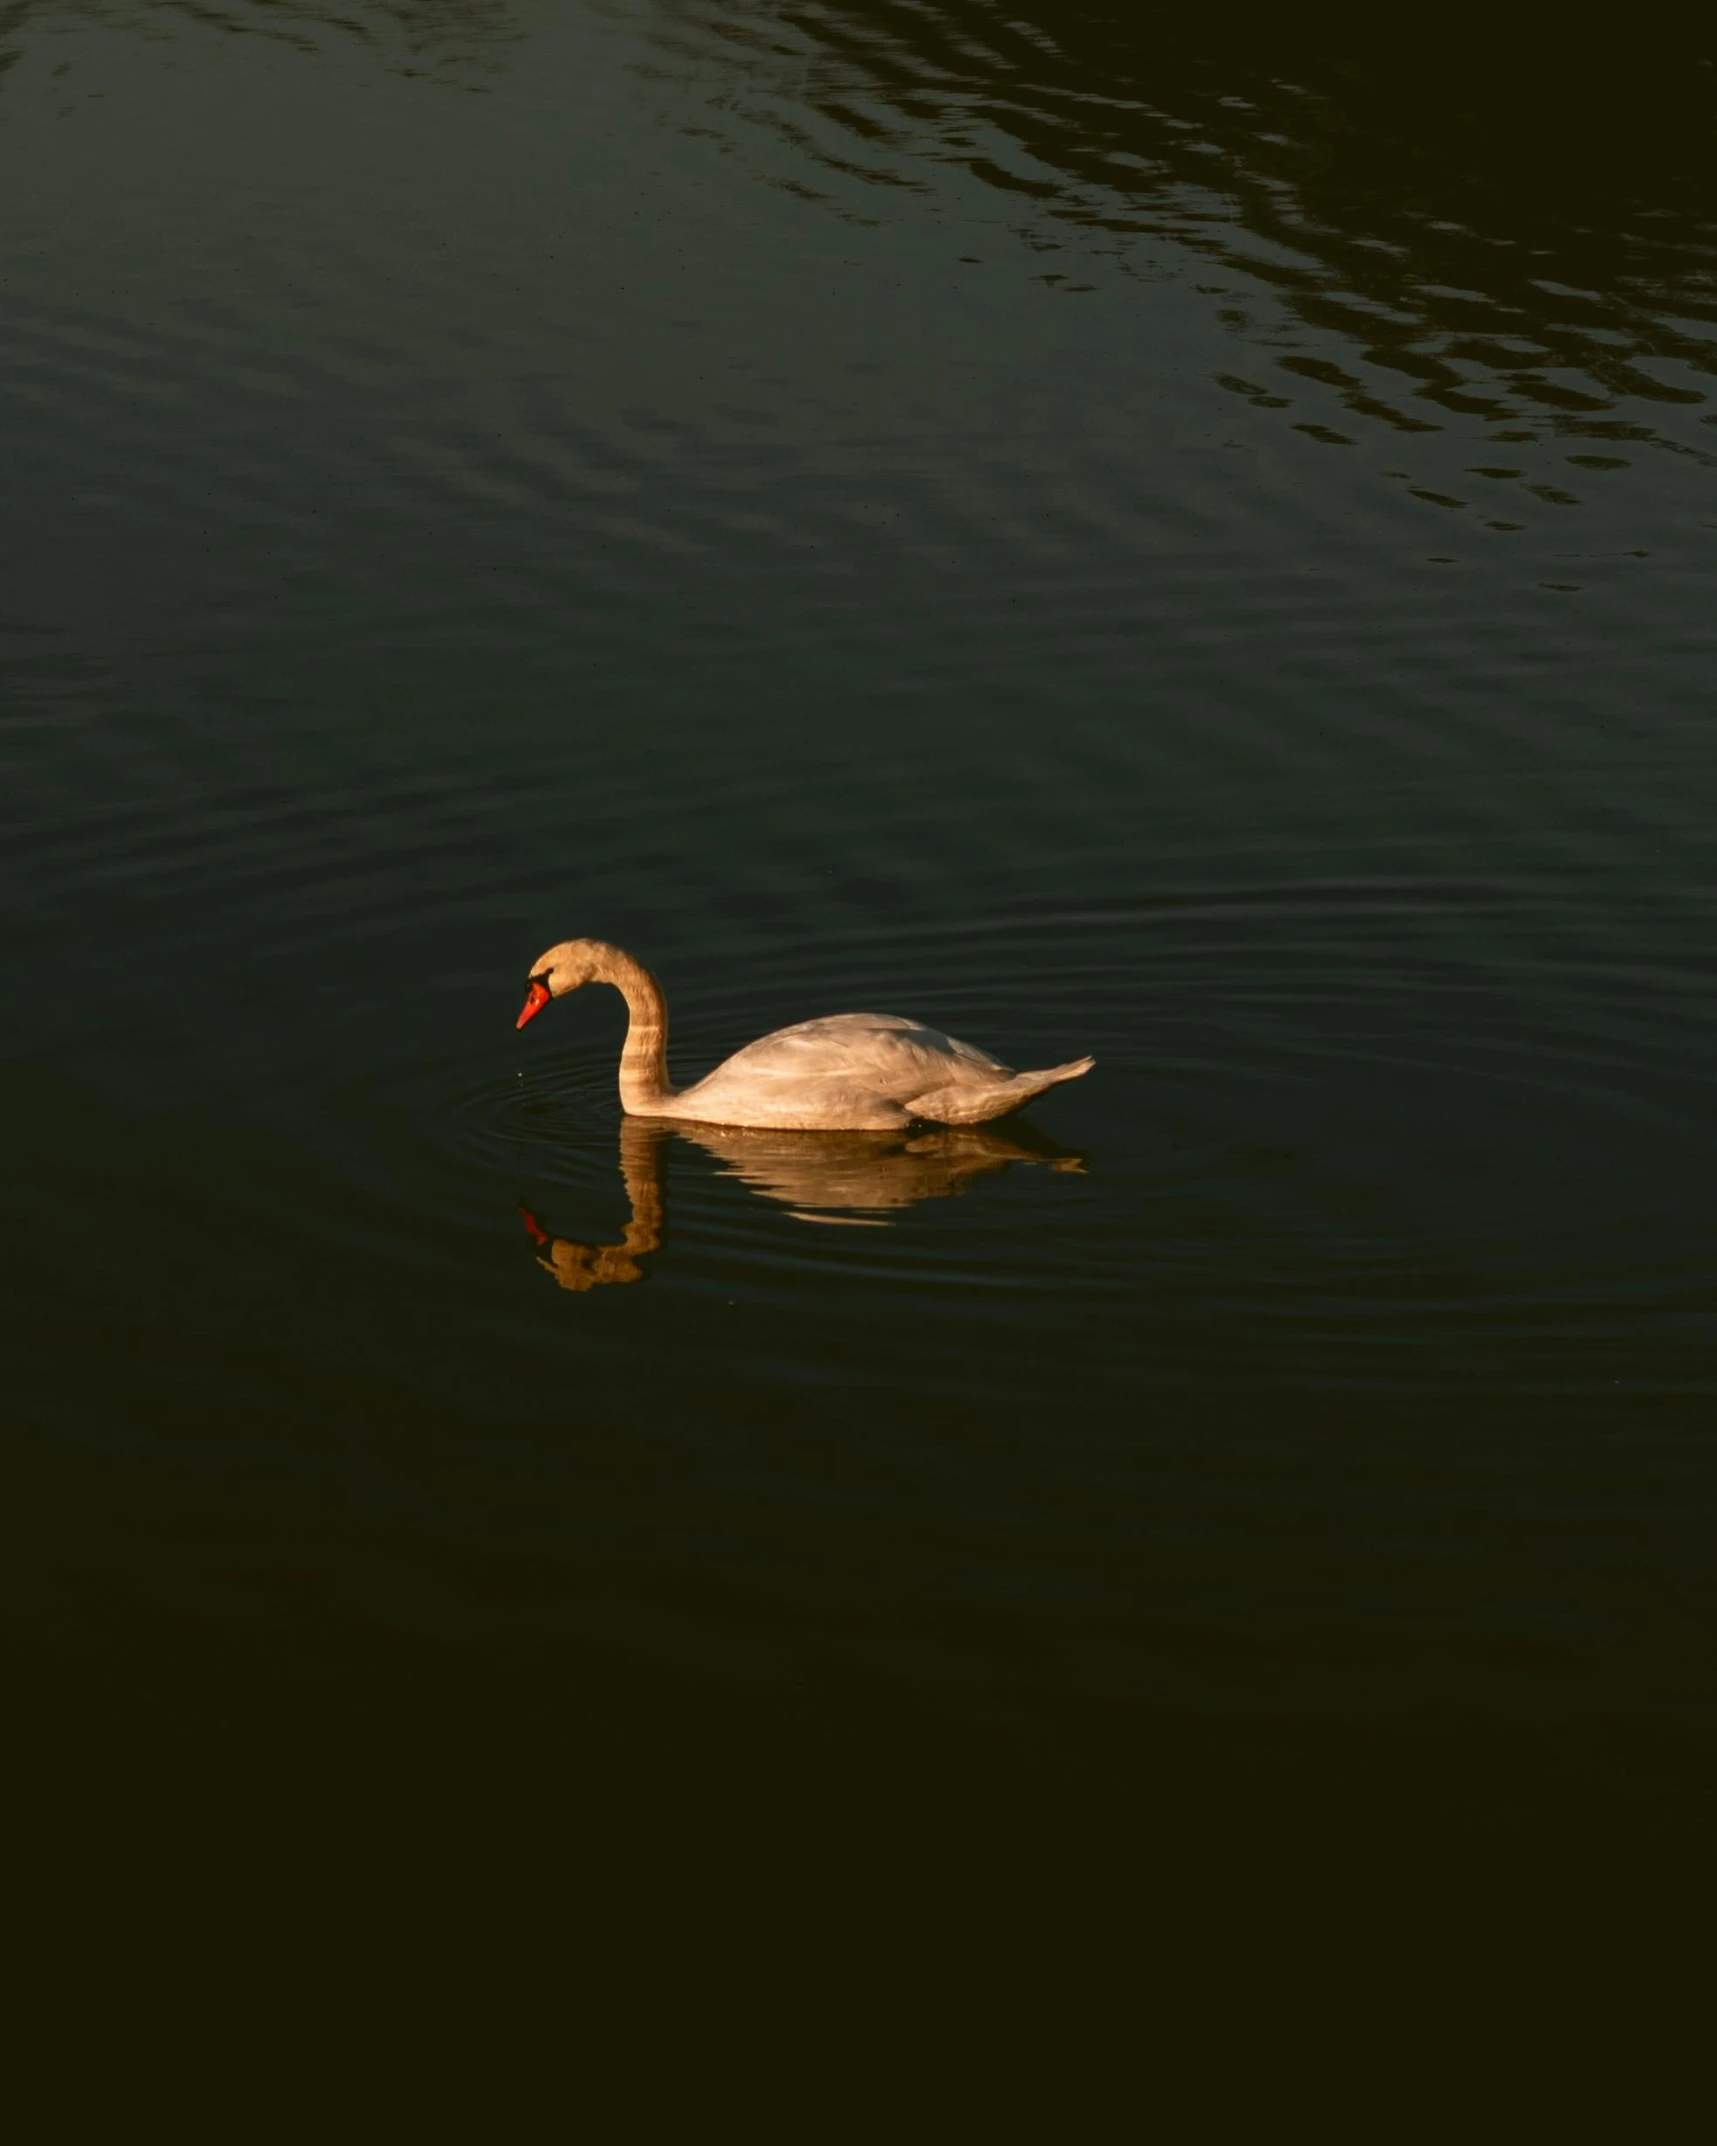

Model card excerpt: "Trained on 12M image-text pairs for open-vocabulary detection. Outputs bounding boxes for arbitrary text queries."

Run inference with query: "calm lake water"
[4,0,1715,1901]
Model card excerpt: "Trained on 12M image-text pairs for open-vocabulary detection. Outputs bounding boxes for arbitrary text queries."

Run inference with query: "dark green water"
[3,0,1715,1972]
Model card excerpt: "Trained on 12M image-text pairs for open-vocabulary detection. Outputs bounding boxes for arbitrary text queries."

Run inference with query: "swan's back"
[719,1013,1006,1078]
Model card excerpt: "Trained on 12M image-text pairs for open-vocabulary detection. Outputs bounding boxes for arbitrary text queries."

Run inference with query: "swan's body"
[516,939,1093,1132]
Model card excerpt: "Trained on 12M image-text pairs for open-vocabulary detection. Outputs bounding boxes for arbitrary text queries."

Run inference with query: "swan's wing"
[706,1014,1011,1084]
[671,1015,1013,1129]
[906,1055,1094,1126]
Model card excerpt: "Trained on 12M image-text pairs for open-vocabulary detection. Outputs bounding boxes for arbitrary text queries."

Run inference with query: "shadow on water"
[518,1111,1086,1288]
[659,2,1717,506]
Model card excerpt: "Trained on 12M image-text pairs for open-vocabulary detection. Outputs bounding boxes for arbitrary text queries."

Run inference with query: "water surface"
[3,0,1715,1864]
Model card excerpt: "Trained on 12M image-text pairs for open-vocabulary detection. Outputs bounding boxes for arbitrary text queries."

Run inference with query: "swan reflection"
[519,1114,1084,1290]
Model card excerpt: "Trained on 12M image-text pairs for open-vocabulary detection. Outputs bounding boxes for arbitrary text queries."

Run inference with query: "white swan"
[515,938,1094,1131]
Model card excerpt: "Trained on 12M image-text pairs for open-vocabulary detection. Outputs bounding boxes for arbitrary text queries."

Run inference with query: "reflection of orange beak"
[516,980,551,1030]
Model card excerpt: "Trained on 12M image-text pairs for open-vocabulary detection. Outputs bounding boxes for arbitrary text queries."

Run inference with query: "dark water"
[4,0,1716,1966]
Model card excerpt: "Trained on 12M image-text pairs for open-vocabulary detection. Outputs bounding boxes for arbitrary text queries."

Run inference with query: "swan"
[515,938,1094,1131]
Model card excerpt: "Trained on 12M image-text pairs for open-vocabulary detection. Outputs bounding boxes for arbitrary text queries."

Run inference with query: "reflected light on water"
[520,1112,1087,1287]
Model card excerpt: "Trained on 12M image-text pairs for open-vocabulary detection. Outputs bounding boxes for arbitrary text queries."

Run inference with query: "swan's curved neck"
[589,943,674,1114]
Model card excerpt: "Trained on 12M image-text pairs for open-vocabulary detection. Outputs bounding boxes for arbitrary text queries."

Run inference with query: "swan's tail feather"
[1038,1055,1095,1089]
[908,1055,1094,1127]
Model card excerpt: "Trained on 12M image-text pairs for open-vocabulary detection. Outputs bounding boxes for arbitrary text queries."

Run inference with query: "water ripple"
[651,2,1717,533]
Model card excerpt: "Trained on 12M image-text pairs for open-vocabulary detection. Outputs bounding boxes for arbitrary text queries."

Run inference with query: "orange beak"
[516,980,551,1030]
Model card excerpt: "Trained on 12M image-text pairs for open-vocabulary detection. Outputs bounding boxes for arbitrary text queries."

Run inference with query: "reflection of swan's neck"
[616,1113,666,1253]
[591,944,674,1114]
[531,1116,666,1291]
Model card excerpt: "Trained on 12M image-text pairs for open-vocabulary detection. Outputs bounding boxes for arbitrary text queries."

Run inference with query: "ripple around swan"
[330,1035,1109,1297]
[237,870,1717,1348]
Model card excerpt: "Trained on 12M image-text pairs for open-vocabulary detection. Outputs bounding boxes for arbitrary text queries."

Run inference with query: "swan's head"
[516,938,607,1029]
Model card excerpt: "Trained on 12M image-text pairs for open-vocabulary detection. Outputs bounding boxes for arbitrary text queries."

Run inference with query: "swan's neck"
[591,944,674,1114]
